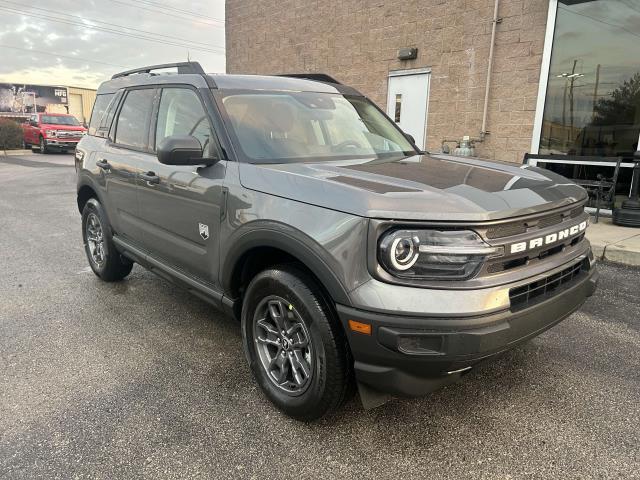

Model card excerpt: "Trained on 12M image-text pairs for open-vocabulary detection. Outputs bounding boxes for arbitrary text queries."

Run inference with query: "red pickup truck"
[23,113,87,153]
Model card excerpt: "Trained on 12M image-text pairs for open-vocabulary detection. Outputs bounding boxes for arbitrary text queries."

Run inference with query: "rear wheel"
[241,265,353,421]
[81,198,133,281]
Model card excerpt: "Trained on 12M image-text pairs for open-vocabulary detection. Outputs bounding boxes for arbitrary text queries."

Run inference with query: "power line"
[0,4,224,53]
[133,0,224,23]
[0,43,129,68]
[0,0,220,48]
[108,0,223,27]
[0,6,225,54]
[558,5,640,41]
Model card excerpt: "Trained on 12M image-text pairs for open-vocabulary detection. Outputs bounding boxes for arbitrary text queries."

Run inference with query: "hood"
[238,154,587,222]
[41,123,86,132]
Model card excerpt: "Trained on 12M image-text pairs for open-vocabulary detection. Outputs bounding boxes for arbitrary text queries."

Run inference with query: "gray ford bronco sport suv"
[76,62,598,420]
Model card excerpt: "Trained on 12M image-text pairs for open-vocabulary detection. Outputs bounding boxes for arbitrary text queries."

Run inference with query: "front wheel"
[241,265,353,421]
[39,136,48,154]
[81,198,133,282]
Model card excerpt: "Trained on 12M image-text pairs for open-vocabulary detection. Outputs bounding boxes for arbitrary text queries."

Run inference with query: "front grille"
[57,131,81,139]
[538,214,562,229]
[509,259,589,311]
[486,204,585,239]
[486,222,526,239]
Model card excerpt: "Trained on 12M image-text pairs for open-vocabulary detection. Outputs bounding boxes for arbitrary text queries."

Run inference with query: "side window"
[88,93,114,136]
[100,91,123,139]
[155,88,213,156]
[114,89,155,150]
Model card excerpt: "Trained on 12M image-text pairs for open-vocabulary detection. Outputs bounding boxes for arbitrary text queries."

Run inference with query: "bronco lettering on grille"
[509,221,587,254]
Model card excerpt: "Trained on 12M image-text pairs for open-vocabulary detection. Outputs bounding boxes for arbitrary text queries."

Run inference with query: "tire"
[39,136,48,154]
[241,265,353,421]
[81,198,133,282]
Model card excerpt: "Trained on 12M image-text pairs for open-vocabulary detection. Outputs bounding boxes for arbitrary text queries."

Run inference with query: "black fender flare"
[221,222,352,307]
[76,173,113,223]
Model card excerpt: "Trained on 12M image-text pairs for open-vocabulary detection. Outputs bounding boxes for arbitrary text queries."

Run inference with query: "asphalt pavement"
[1,152,639,479]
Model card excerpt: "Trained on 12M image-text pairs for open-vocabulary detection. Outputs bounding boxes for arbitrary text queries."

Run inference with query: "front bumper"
[337,261,598,397]
[44,139,80,149]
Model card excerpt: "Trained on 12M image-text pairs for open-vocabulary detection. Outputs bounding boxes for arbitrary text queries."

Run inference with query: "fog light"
[397,335,443,355]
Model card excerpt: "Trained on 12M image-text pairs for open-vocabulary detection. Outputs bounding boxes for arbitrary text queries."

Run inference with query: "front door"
[104,87,157,244]
[136,86,226,286]
[386,69,431,150]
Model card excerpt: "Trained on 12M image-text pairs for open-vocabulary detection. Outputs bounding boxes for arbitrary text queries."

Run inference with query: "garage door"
[68,93,84,123]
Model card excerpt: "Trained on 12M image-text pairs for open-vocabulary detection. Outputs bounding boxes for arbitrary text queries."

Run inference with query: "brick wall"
[226,0,549,163]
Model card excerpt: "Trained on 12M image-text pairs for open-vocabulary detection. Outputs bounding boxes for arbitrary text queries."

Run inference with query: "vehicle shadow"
[0,155,73,169]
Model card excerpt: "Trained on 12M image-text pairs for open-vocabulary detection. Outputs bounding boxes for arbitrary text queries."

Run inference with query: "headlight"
[45,130,57,137]
[378,229,503,281]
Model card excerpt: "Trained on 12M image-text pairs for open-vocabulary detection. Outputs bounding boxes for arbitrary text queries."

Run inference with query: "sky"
[543,0,640,127]
[0,0,225,89]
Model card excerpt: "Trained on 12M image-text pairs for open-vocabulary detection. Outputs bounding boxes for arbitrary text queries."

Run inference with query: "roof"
[97,72,362,96]
[209,74,361,95]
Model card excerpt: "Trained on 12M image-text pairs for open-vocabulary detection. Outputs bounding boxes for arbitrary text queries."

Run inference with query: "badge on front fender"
[199,223,209,240]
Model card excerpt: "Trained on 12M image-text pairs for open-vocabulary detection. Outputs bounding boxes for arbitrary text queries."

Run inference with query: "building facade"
[226,0,640,165]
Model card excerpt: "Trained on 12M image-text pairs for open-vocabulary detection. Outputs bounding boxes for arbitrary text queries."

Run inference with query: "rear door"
[100,87,157,243]
[136,86,226,286]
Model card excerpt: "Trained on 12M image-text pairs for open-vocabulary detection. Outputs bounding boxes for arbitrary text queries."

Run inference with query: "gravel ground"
[1,153,639,479]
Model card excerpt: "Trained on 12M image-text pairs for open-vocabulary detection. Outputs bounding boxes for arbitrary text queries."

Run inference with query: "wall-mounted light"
[397,48,418,61]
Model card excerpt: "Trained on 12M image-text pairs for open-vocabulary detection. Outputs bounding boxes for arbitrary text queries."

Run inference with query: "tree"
[592,72,640,126]
[0,119,23,150]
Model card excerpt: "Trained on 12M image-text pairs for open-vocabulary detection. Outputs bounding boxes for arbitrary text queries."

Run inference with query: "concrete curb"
[586,218,640,267]
[1,149,32,156]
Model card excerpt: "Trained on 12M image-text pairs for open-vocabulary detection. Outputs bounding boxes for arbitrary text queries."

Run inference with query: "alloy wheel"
[85,213,105,266]
[253,296,314,395]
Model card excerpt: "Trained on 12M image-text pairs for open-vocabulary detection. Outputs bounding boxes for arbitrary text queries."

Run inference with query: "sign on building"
[0,83,68,114]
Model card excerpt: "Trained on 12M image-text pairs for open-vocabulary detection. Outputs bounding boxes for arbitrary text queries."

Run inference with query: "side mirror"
[405,133,416,145]
[30,120,38,127]
[157,135,217,166]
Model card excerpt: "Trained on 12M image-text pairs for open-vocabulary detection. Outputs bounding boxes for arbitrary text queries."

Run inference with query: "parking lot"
[0,152,639,479]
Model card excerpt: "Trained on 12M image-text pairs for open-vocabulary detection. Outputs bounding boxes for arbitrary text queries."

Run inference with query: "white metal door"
[386,69,430,150]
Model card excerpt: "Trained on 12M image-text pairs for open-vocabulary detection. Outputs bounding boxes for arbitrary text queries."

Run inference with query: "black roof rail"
[277,73,342,84]
[111,61,206,79]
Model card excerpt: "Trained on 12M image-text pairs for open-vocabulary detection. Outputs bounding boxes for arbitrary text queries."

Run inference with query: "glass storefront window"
[539,0,640,157]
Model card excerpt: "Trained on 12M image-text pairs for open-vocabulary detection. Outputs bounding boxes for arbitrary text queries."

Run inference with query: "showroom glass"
[539,0,640,156]
[155,88,213,156]
[41,115,80,126]
[115,89,155,150]
[221,91,415,163]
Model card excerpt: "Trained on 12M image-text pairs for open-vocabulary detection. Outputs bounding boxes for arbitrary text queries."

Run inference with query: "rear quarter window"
[88,94,114,136]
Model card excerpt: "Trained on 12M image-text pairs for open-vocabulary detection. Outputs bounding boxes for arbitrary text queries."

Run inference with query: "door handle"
[140,171,160,184]
[96,159,110,170]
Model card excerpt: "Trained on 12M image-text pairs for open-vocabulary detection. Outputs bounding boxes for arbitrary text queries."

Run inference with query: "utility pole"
[592,63,600,121]
[569,59,578,148]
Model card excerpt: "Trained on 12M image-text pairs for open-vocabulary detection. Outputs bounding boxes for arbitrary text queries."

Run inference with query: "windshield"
[41,115,80,126]
[220,91,416,163]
